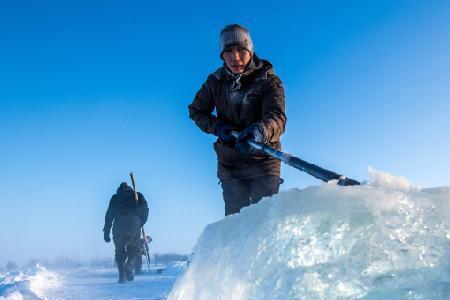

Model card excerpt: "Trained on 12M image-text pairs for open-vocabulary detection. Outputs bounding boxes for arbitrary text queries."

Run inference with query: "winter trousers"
[221,175,280,216]
[113,230,141,278]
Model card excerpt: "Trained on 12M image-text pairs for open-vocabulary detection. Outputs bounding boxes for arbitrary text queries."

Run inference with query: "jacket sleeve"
[138,192,149,226]
[103,196,116,233]
[188,75,219,135]
[258,74,287,143]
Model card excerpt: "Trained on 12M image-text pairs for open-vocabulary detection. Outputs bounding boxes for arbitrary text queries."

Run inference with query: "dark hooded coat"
[188,56,286,180]
[103,184,149,236]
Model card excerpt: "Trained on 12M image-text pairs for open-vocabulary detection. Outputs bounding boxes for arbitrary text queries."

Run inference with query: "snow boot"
[117,260,126,283]
[124,261,135,282]
[118,275,126,284]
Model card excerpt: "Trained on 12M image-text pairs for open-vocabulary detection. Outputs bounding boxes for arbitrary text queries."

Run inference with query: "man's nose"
[231,50,240,61]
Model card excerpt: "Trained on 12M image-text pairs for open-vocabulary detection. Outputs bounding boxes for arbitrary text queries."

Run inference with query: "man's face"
[222,46,252,74]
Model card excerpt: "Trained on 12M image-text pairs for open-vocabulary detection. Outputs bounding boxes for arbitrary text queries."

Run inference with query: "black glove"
[104,231,111,243]
[214,121,236,143]
[236,124,263,151]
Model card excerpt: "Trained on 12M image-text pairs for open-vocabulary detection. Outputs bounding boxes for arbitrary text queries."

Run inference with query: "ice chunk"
[169,169,450,300]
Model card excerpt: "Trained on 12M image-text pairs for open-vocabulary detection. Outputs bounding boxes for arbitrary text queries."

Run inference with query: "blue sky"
[0,0,449,265]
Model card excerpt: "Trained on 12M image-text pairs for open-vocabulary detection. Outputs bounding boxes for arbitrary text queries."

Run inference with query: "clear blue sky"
[1,0,449,265]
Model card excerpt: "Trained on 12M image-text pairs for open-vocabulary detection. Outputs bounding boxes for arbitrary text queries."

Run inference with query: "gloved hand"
[103,231,111,243]
[214,121,236,143]
[236,123,263,151]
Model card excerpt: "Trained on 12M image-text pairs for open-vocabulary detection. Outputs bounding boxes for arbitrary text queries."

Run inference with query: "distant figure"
[103,182,149,283]
[188,24,286,216]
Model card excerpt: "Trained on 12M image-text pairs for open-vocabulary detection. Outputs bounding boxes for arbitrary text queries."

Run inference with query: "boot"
[118,274,126,284]
[124,259,135,282]
[135,254,143,275]
[117,260,126,283]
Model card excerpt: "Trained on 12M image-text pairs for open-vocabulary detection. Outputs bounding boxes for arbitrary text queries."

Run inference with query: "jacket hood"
[117,182,133,193]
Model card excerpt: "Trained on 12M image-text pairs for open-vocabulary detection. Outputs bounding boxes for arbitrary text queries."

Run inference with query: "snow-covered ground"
[169,168,450,300]
[0,264,60,300]
[0,263,185,300]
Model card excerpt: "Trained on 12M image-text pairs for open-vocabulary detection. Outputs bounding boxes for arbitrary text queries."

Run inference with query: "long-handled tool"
[130,172,152,271]
[232,132,360,186]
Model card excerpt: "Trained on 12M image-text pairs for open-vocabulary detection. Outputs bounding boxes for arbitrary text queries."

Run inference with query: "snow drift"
[169,168,450,300]
[0,265,60,300]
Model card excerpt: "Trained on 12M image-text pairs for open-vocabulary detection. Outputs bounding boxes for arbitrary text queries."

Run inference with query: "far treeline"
[3,253,189,271]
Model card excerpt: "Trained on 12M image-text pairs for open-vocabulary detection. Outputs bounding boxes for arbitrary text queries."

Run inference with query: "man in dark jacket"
[189,24,286,216]
[103,182,149,283]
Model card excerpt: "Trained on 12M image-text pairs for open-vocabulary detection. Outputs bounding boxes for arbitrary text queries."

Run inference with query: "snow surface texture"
[169,167,450,300]
[0,263,185,300]
[0,265,60,300]
[46,264,184,300]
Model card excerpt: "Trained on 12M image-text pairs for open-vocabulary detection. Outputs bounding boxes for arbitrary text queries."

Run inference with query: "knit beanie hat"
[220,24,254,59]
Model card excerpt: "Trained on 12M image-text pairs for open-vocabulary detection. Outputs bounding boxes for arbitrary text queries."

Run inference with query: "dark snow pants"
[113,230,141,268]
[135,239,144,274]
[221,175,280,216]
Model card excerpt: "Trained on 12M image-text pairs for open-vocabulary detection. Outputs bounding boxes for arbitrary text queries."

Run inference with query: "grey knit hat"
[220,24,254,59]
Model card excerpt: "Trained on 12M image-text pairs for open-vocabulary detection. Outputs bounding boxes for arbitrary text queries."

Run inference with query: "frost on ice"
[169,168,450,300]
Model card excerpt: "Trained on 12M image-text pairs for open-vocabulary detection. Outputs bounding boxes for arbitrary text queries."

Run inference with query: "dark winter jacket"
[103,185,149,236]
[188,56,286,180]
